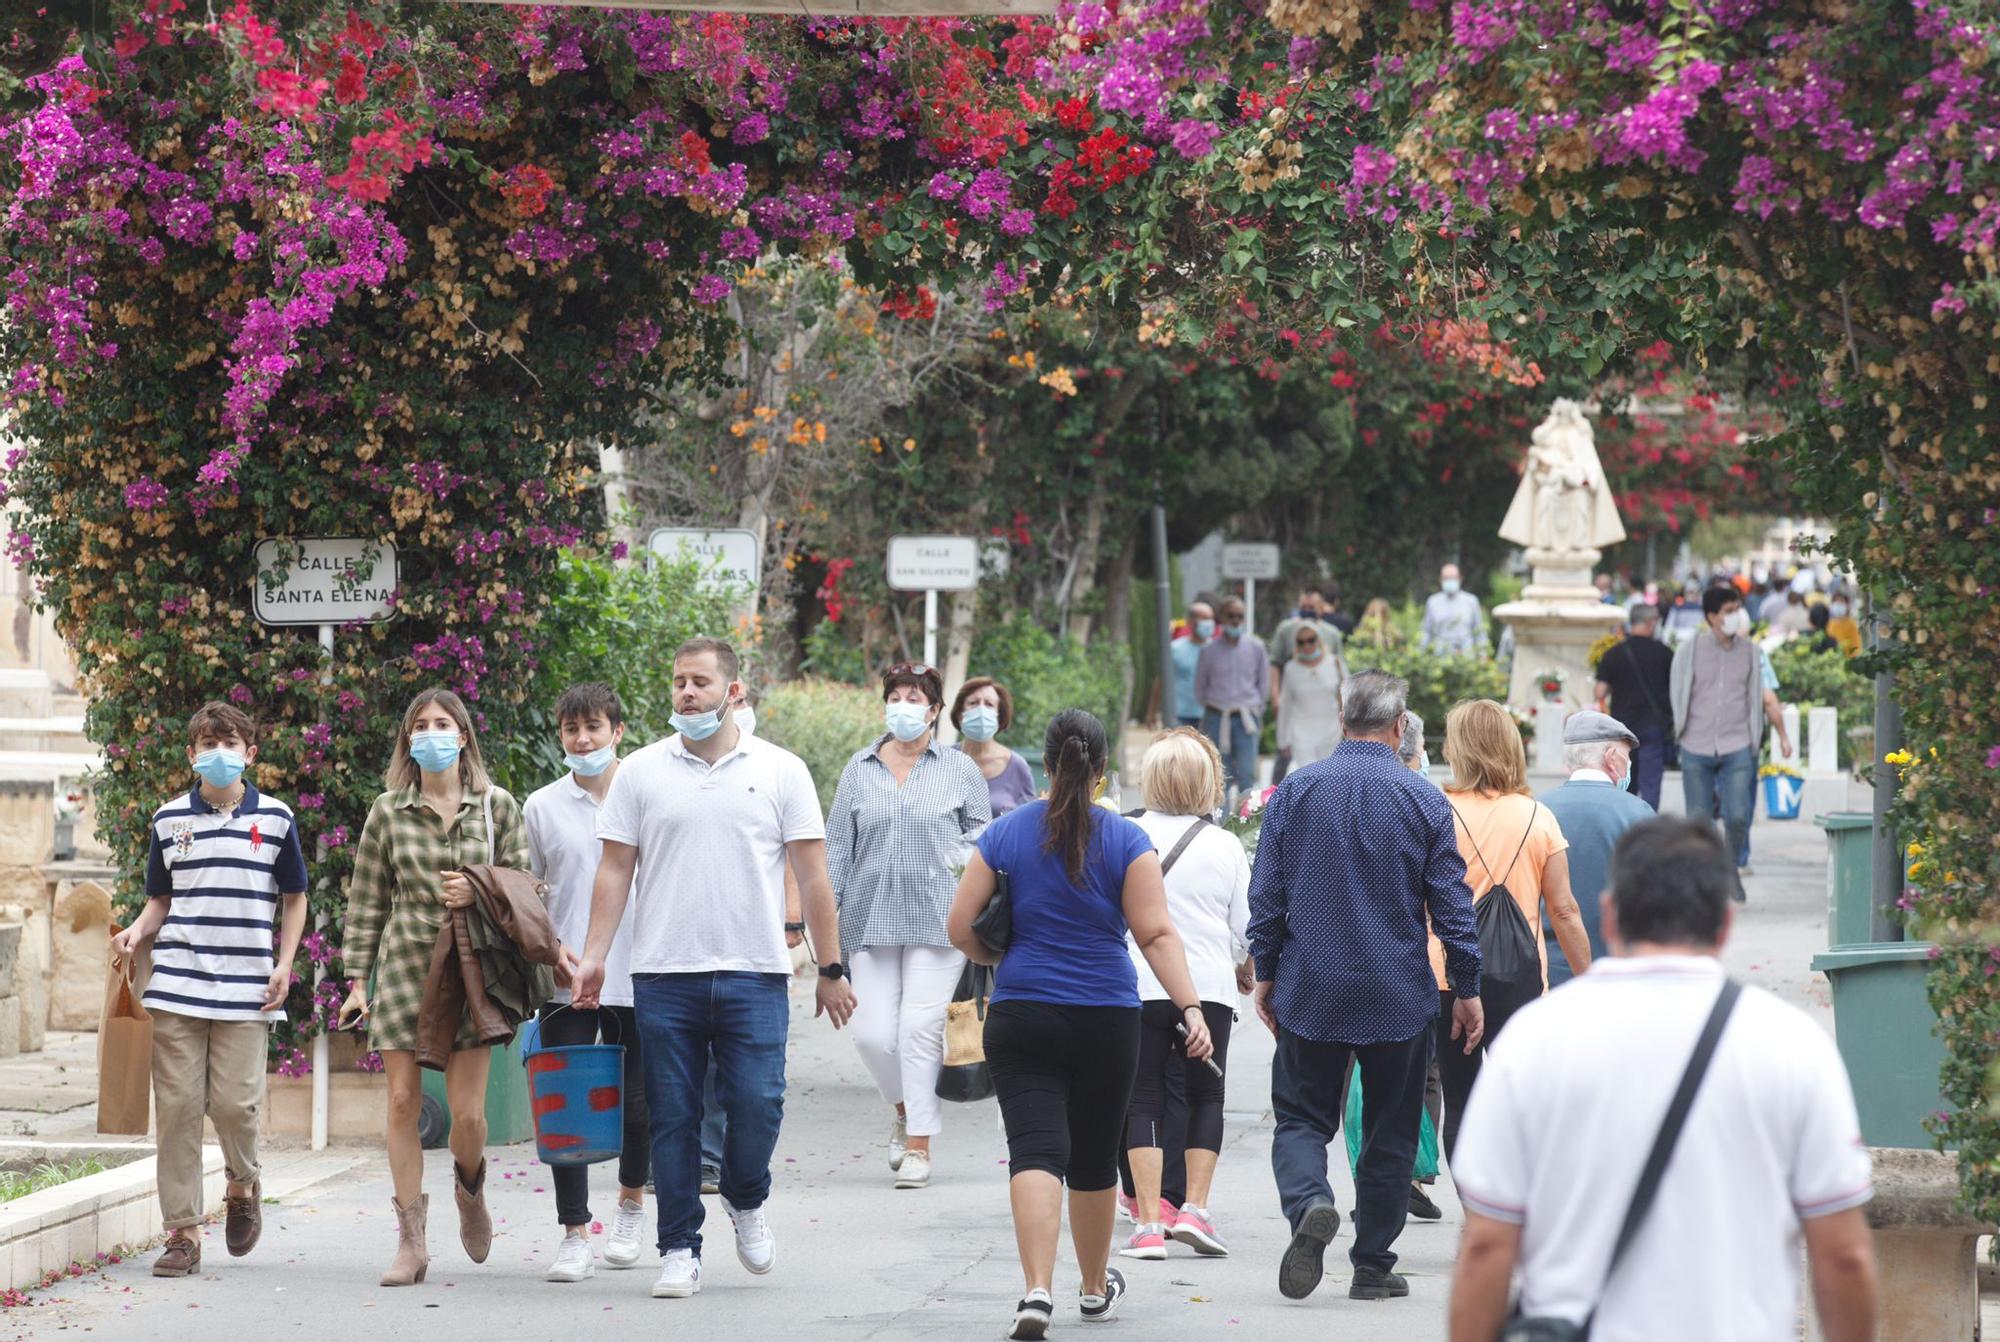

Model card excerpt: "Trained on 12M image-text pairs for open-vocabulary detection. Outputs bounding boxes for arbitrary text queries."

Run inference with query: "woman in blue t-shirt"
[948,708,1213,1340]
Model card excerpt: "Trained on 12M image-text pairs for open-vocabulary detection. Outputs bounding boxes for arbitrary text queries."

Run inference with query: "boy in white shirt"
[524,683,649,1282]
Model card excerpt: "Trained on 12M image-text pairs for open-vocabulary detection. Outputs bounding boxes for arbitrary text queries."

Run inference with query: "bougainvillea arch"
[4,0,1998,1207]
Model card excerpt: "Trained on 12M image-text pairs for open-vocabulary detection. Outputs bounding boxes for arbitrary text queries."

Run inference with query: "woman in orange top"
[1430,699,1592,1164]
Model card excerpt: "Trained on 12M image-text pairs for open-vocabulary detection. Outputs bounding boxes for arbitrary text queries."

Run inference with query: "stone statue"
[1498,399,1626,556]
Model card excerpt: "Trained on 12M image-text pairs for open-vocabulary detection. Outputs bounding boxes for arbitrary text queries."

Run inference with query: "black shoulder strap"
[1497,801,1539,888]
[1159,817,1210,876]
[1446,801,1492,879]
[1584,978,1742,1334]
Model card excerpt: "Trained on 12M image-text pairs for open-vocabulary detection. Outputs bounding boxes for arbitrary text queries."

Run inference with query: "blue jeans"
[1201,708,1261,796]
[1632,725,1669,812]
[633,972,790,1256]
[1680,744,1756,881]
[700,1055,724,1169]
[1270,1025,1431,1274]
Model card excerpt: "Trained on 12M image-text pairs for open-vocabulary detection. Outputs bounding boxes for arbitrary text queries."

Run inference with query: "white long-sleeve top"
[1278,655,1344,765]
[1125,809,1251,1005]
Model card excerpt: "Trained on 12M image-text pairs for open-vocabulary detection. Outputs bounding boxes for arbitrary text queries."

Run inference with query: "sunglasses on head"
[887,662,935,678]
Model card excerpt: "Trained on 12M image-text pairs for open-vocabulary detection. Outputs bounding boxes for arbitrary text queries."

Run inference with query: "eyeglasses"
[1296,637,1319,647]
[887,662,936,678]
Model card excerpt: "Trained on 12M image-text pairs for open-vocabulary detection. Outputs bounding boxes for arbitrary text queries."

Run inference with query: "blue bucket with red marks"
[522,1008,624,1167]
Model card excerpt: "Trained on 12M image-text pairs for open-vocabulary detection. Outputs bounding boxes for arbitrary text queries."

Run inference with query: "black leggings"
[1126,1000,1233,1153]
[985,1000,1141,1191]
[1435,981,1538,1166]
[538,1002,650,1226]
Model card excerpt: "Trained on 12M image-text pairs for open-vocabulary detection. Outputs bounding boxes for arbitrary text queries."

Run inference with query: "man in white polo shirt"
[1447,817,1877,1342]
[575,638,854,1302]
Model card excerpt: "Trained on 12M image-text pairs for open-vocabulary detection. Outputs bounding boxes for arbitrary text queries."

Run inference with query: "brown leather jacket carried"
[415,864,561,1070]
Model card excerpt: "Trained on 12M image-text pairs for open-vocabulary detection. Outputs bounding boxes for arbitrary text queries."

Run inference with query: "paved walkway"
[2,789,1852,1342]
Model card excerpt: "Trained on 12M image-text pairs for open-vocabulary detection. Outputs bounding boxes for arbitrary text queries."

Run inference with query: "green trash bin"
[419,1031,535,1147]
[1809,941,1945,1149]
[1816,812,1876,947]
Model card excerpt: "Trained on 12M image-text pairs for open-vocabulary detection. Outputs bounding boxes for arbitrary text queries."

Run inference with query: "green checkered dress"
[341,783,532,1053]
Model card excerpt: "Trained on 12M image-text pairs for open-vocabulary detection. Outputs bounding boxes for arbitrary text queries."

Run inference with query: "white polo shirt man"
[596,730,822,973]
[1452,954,1874,1339]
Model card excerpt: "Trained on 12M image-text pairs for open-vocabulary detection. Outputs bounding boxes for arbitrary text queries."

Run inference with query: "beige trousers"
[151,1009,267,1229]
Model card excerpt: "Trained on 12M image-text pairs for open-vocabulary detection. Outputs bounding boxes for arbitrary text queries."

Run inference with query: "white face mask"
[1722,609,1752,638]
[734,706,756,736]
[1440,578,1461,595]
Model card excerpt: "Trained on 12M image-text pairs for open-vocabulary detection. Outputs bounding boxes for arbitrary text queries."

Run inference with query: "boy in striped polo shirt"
[111,702,309,1278]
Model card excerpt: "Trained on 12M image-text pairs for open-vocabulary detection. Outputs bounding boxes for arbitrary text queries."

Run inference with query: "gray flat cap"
[1564,710,1638,748]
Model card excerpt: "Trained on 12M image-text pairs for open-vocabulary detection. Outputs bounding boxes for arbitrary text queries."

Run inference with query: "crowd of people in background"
[111,544,1879,1338]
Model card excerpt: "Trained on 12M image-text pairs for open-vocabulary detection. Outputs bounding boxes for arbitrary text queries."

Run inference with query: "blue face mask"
[1223,623,1245,640]
[885,701,932,743]
[670,707,724,741]
[1193,619,1215,640]
[960,706,1001,742]
[409,730,462,774]
[565,743,617,777]
[1619,761,1635,792]
[193,748,246,789]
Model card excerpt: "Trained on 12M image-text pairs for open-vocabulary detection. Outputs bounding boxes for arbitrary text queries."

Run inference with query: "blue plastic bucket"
[523,1013,624,1166]
[1762,773,1803,820]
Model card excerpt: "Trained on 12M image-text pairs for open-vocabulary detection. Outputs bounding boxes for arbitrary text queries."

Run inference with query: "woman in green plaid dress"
[340,688,531,1287]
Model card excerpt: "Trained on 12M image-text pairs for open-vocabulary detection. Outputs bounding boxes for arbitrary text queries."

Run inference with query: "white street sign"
[887,535,980,593]
[252,538,398,626]
[648,527,761,595]
[1220,542,1281,581]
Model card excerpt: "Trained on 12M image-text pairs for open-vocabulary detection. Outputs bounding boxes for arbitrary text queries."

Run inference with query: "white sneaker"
[721,1196,776,1275]
[546,1231,595,1282]
[651,1248,701,1298]
[894,1150,932,1189]
[604,1197,646,1269]
[889,1113,909,1171]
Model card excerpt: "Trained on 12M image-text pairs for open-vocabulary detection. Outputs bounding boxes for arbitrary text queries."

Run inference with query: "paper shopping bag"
[96,944,153,1136]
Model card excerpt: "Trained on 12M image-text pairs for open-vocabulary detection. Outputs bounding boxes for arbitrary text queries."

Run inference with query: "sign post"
[646,527,762,603]
[253,538,398,1152]
[887,535,979,670]
[1220,542,1281,631]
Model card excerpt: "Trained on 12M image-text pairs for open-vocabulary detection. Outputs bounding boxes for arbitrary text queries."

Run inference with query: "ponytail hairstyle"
[1042,708,1109,884]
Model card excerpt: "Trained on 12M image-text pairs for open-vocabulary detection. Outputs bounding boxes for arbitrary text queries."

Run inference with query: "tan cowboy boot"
[454,1158,492,1263]
[380,1194,429,1286]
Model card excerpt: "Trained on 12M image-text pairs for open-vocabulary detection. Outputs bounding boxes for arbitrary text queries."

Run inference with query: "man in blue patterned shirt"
[1248,669,1484,1305]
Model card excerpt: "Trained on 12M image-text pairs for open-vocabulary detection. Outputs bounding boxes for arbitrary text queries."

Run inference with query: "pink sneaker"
[1169,1205,1230,1257]
[1118,1224,1168,1261]
[1156,1197,1177,1225]
[1117,1193,1139,1224]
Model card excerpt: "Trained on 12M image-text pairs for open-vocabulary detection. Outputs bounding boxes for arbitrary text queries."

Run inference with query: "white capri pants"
[848,944,966,1138]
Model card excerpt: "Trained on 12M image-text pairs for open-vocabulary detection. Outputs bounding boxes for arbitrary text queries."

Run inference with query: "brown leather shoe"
[152,1230,201,1277]
[454,1158,491,1263]
[224,1179,262,1257]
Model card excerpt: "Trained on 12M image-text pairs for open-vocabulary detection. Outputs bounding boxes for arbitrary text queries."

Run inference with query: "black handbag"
[1451,803,1545,1002]
[934,961,995,1104]
[1499,979,1742,1341]
[970,866,1012,952]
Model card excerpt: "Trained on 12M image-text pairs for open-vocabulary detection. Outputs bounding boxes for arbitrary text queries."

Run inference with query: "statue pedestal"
[1496,562,1627,751]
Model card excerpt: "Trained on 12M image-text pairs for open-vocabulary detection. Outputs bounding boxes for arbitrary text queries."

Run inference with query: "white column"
[1770,703,1801,768]
[1808,706,1840,777]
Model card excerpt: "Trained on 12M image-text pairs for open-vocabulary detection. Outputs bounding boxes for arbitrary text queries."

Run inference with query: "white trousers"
[848,944,966,1138]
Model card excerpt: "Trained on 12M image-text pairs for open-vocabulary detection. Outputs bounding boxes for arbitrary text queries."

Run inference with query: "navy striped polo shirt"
[143,783,308,1022]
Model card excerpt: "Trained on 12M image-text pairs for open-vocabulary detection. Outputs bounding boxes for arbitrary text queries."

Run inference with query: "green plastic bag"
[1342,1065,1440,1181]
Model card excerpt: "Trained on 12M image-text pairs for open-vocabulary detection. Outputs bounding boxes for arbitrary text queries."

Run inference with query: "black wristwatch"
[784,921,807,935]
[817,961,848,981]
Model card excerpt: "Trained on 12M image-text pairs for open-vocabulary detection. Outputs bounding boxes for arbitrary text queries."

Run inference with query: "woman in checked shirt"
[827,662,991,1191]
